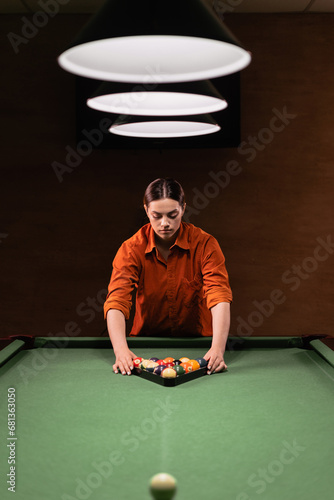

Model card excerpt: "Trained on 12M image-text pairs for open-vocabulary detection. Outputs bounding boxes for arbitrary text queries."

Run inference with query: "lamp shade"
[58,0,251,83]
[109,114,221,138]
[87,80,228,116]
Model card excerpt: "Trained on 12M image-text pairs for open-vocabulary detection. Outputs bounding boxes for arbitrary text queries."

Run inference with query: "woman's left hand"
[204,347,227,375]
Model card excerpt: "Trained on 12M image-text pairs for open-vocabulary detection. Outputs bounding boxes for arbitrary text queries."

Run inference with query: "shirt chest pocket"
[181,274,203,308]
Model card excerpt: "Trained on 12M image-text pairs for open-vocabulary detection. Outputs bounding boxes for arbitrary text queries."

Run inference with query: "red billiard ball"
[133,357,143,368]
[163,357,175,365]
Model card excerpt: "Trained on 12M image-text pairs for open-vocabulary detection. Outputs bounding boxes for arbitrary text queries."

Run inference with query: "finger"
[122,358,134,375]
[212,361,227,374]
[112,363,119,374]
[127,358,134,374]
[117,361,127,375]
[207,357,215,375]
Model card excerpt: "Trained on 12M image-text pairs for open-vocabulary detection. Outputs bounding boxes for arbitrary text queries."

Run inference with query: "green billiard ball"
[173,365,185,376]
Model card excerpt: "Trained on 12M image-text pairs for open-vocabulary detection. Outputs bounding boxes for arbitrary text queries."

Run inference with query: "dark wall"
[1,13,333,338]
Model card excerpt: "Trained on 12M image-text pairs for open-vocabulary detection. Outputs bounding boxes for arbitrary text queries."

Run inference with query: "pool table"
[1,335,333,500]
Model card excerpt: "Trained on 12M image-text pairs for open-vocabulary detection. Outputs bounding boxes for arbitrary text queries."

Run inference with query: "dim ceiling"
[4,0,334,14]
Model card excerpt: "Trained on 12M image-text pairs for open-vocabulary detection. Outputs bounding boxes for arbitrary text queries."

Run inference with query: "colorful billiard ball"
[163,357,175,365]
[150,357,160,362]
[133,357,143,368]
[165,362,175,368]
[154,365,167,376]
[196,357,208,368]
[179,357,190,363]
[188,359,201,371]
[149,472,177,500]
[140,359,151,370]
[161,368,177,379]
[180,361,193,373]
[173,359,182,365]
[146,361,159,372]
[173,365,185,376]
[156,359,166,366]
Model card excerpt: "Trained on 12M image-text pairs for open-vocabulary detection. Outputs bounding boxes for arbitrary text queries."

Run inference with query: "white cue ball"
[149,473,177,500]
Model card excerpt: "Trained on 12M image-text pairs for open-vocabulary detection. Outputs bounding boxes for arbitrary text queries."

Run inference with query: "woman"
[104,178,232,376]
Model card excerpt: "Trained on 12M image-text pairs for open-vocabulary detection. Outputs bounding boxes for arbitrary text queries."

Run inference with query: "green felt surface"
[0,339,333,500]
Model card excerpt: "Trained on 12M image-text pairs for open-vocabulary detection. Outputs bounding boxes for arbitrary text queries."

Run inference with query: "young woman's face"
[145,198,185,244]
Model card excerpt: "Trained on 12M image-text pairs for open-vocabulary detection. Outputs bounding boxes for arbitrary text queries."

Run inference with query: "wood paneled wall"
[1,13,333,338]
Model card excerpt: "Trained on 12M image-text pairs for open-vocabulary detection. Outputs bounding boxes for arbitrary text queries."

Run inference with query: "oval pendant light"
[58,0,251,83]
[87,81,228,116]
[109,115,221,138]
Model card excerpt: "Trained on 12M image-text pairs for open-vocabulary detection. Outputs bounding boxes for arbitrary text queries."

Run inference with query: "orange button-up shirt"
[104,222,232,337]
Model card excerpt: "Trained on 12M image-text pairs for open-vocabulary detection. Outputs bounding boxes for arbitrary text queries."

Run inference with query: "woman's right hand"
[113,348,137,375]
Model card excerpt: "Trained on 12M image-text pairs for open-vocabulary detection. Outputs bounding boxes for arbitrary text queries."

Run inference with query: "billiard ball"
[173,359,182,365]
[179,357,190,363]
[180,361,193,373]
[161,368,177,379]
[165,361,175,368]
[173,365,185,376]
[133,357,143,368]
[149,473,177,500]
[146,361,159,372]
[195,357,208,368]
[154,365,167,376]
[163,357,175,365]
[188,359,201,371]
[140,359,151,370]
[156,359,166,366]
[150,357,160,362]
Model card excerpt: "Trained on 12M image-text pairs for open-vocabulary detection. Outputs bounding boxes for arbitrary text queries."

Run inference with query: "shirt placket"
[166,251,178,331]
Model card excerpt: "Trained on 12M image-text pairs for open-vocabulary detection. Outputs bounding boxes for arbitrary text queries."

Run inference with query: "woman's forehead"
[148,198,181,212]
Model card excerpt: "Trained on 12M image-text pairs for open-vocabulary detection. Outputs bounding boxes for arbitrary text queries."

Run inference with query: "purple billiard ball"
[153,365,167,376]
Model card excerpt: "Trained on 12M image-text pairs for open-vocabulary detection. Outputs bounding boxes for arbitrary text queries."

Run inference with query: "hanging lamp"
[87,80,228,116]
[58,0,251,83]
[109,114,221,139]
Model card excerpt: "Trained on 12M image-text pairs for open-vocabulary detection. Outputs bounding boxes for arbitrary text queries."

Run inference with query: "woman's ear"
[144,204,148,216]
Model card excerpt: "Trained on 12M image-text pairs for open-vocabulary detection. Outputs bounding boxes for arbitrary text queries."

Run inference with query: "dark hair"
[143,178,185,207]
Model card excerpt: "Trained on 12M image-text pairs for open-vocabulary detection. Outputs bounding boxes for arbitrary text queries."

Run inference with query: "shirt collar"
[145,222,190,254]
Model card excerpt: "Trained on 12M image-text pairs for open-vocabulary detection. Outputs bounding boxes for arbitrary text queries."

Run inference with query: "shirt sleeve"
[201,236,233,309]
[103,242,141,320]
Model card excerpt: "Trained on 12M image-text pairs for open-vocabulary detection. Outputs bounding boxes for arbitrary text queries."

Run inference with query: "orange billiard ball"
[187,359,201,371]
[180,361,193,373]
